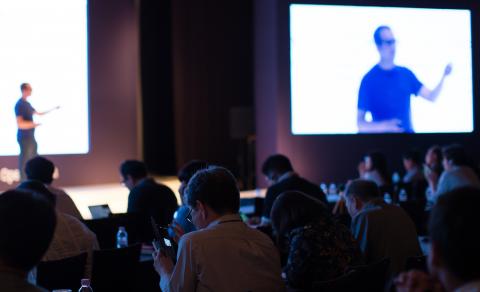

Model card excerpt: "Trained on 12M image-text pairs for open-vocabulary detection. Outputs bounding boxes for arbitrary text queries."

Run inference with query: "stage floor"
[64,177,265,219]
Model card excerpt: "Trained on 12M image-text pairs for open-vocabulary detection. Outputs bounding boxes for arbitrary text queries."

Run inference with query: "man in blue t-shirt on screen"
[357,26,452,133]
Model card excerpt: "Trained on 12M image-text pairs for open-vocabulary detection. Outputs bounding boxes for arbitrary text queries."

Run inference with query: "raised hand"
[444,63,452,77]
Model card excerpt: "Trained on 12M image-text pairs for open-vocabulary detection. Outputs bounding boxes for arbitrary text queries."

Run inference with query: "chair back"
[37,252,87,291]
[91,243,142,292]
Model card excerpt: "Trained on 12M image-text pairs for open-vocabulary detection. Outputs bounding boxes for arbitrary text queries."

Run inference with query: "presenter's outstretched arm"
[418,63,452,102]
[35,105,60,116]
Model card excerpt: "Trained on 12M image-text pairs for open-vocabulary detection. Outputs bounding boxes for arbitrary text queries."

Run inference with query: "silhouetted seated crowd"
[1,143,480,291]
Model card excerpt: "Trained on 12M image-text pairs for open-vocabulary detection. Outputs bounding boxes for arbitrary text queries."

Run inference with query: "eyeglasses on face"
[185,207,193,223]
[380,39,396,46]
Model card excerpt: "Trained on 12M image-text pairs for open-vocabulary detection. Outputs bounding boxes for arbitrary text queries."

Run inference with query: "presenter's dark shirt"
[14,98,36,138]
[358,65,423,132]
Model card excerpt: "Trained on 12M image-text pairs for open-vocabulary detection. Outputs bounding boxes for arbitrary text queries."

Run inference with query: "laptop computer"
[88,204,112,219]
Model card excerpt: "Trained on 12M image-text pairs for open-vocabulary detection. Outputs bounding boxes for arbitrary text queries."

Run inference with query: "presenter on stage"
[357,26,452,133]
[15,83,58,181]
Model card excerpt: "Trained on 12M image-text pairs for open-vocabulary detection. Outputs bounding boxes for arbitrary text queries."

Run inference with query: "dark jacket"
[263,174,327,218]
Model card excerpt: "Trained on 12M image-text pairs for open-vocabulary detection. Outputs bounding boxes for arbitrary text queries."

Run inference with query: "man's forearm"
[428,76,446,102]
[17,121,37,129]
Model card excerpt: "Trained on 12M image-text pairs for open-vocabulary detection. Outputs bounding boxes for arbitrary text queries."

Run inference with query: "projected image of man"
[15,83,58,181]
[357,26,452,133]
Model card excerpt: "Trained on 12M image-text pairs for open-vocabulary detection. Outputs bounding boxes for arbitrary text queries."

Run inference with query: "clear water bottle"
[116,226,128,249]
[384,193,393,204]
[392,172,401,184]
[320,183,328,194]
[78,278,93,292]
[328,183,337,195]
[399,189,408,202]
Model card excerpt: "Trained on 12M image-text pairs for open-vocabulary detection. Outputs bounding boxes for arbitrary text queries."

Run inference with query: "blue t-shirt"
[14,98,36,138]
[358,65,423,132]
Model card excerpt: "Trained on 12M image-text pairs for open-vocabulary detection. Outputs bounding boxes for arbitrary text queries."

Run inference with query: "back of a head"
[120,160,148,180]
[367,151,388,171]
[0,190,56,272]
[429,187,480,282]
[428,145,443,161]
[367,151,390,183]
[345,179,381,203]
[442,144,468,166]
[261,154,293,176]
[271,191,329,237]
[403,149,422,165]
[178,160,208,183]
[17,180,57,206]
[25,156,55,184]
[185,166,240,215]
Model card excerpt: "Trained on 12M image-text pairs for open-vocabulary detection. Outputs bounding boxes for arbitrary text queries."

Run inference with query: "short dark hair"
[366,151,390,183]
[429,187,480,282]
[428,145,443,162]
[17,180,57,206]
[0,190,56,271]
[185,166,240,215]
[271,191,329,238]
[374,25,391,46]
[178,160,208,183]
[261,154,293,176]
[345,179,381,202]
[120,160,148,180]
[20,83,30,92]
[403,149,422,165]
[442,144,468,166]
[25,156,55,184]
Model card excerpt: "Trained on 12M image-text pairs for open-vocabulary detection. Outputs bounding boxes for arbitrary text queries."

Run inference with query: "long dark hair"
[271,191,330,242]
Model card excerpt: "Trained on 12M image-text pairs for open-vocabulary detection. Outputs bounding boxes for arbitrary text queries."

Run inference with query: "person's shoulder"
[14,99,24,112]
[362,65,381,79]
[48,185,69,198]
[296,176,320,190]
[179,228,208,247]
[266,180,285,198]
[61,213,95,236]
[395,65,416,76]
[355,201,385,219]
[143,178,174,193]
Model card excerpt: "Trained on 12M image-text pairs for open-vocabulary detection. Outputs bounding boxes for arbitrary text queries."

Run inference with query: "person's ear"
[353,196,362,210]
[197,200,208,220]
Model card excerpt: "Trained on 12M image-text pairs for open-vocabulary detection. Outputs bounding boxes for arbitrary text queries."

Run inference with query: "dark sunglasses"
[381,39,396,46]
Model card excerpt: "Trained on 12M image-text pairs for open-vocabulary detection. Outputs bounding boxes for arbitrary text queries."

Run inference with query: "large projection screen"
[290,4,473,135]
[0,0,89,155]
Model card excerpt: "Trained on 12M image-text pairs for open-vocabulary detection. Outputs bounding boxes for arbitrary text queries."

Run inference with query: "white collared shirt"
[161,214,285,292]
